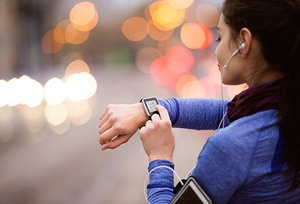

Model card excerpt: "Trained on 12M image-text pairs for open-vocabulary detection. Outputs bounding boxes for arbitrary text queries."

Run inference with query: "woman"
[98,0,300,203]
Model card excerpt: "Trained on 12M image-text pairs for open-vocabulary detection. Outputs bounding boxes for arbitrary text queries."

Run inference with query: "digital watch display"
[140,97,160,117]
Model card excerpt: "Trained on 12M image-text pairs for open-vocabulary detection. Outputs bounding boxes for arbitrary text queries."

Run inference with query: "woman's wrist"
[133,102,149,128]
[148,154,173,163]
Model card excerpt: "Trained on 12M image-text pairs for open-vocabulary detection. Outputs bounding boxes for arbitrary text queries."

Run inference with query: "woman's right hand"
[98,103,148,150]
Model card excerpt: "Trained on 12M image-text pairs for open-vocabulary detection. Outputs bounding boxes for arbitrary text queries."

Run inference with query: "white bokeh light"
[7,78,21,107]
[19,75,44,107]
[44,77,67,106]
[44,103,69,126]
[66,73,97,102]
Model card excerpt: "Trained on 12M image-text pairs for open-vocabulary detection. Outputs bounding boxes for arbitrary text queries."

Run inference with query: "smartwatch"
[140,97,160,117]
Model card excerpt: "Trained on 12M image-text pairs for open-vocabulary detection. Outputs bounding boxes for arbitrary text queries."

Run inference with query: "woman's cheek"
[215,44,224,67]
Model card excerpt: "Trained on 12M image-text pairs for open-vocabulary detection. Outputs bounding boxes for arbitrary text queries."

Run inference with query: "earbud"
[240,42,246,49]
[223,43,245,69]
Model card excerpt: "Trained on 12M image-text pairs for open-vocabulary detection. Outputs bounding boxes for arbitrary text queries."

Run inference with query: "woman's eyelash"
[215,38,221,43]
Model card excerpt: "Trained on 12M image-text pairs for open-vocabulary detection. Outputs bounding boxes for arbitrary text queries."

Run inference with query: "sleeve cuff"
[148,159,175,172]
[148,159,175,187]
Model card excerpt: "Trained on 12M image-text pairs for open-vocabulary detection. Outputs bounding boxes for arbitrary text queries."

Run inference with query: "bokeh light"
[44,77,67,106]
[147,20,174,41]
[136,47,161,73]
[150,45,194,89]
[65,59,90,77]
[122,17,148,42]
[176,74,206,98]
[150,56,178,87]
[144,6,152,21]
[106,47,133,72]
[167,46,194,74]
[196,4,220,28]
[53,27,65,45]
[180,22,213,49]
[50,119,71,135]
[42,29,64,54]
[21,106,45,134]
[67,100,92,126]
[149,1,185,31]
[168,0,194,9]
[66,72,97,102]
[7,78,21,107]
[69,1,99,31]
[45,103,69,126]
[18,75,44,107]
[54,19,71,45]
[65,23,90,44]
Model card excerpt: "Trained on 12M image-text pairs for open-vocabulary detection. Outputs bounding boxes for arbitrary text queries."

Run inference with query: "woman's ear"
[239,27,252,57]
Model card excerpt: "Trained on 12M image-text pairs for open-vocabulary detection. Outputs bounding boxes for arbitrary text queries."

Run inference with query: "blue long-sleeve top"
[146,98,300,203]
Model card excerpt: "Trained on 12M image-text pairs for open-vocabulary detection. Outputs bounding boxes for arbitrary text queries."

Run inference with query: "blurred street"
[0,67,212,204]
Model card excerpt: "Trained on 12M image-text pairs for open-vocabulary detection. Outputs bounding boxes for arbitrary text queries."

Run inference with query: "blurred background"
[0,0,248,203]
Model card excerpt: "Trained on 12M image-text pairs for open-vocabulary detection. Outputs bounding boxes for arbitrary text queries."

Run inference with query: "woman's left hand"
[139,105,175,162]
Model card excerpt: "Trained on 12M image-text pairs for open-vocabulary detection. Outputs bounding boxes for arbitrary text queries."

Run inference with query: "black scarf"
[227,79,284,122]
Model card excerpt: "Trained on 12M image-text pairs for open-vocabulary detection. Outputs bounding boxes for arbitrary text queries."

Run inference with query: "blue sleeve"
[191,129,253,203]
[159,98,230,130]
[147,160,175,204]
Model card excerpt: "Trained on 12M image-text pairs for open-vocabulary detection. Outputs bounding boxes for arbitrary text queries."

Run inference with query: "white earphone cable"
[144,166,184,204]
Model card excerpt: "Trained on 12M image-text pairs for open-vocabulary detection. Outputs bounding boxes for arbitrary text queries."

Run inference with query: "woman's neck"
[247,69,284,87]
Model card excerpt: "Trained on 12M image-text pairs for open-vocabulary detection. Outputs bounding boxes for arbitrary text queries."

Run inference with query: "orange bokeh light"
[54,19,71,44]
[176,74,206,98]
[42,29,63,54]
[65,59,90,77]
[147,20,174,41]
[149,1,185,31]
[122,17,148,42]
[196,4,220,28]
[65,23,90,44]
[168,0,194,9]
[144,6,151,21]
[69,1,98,31]
[53,28,64,45]
[180,22,213,49]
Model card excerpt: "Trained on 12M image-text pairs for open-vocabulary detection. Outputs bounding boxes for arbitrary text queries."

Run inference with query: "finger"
[98,112,110,128]
[99,128,117,145]
[99,106,110,121]
[156,105,170,121]
[145,120,153,127]
[151,113,160,122]
[139,126,146,134]
[98,119,112,135]
[101,135,129,150]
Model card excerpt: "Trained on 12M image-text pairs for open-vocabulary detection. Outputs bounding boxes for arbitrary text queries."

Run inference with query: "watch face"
[143,97,159,116]
[146,100,158,113]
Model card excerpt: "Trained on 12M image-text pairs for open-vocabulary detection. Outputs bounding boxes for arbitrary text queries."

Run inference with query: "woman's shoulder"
[208,109,279,156]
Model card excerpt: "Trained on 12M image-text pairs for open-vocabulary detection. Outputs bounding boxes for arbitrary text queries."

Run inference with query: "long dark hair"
[222,0,300,190]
